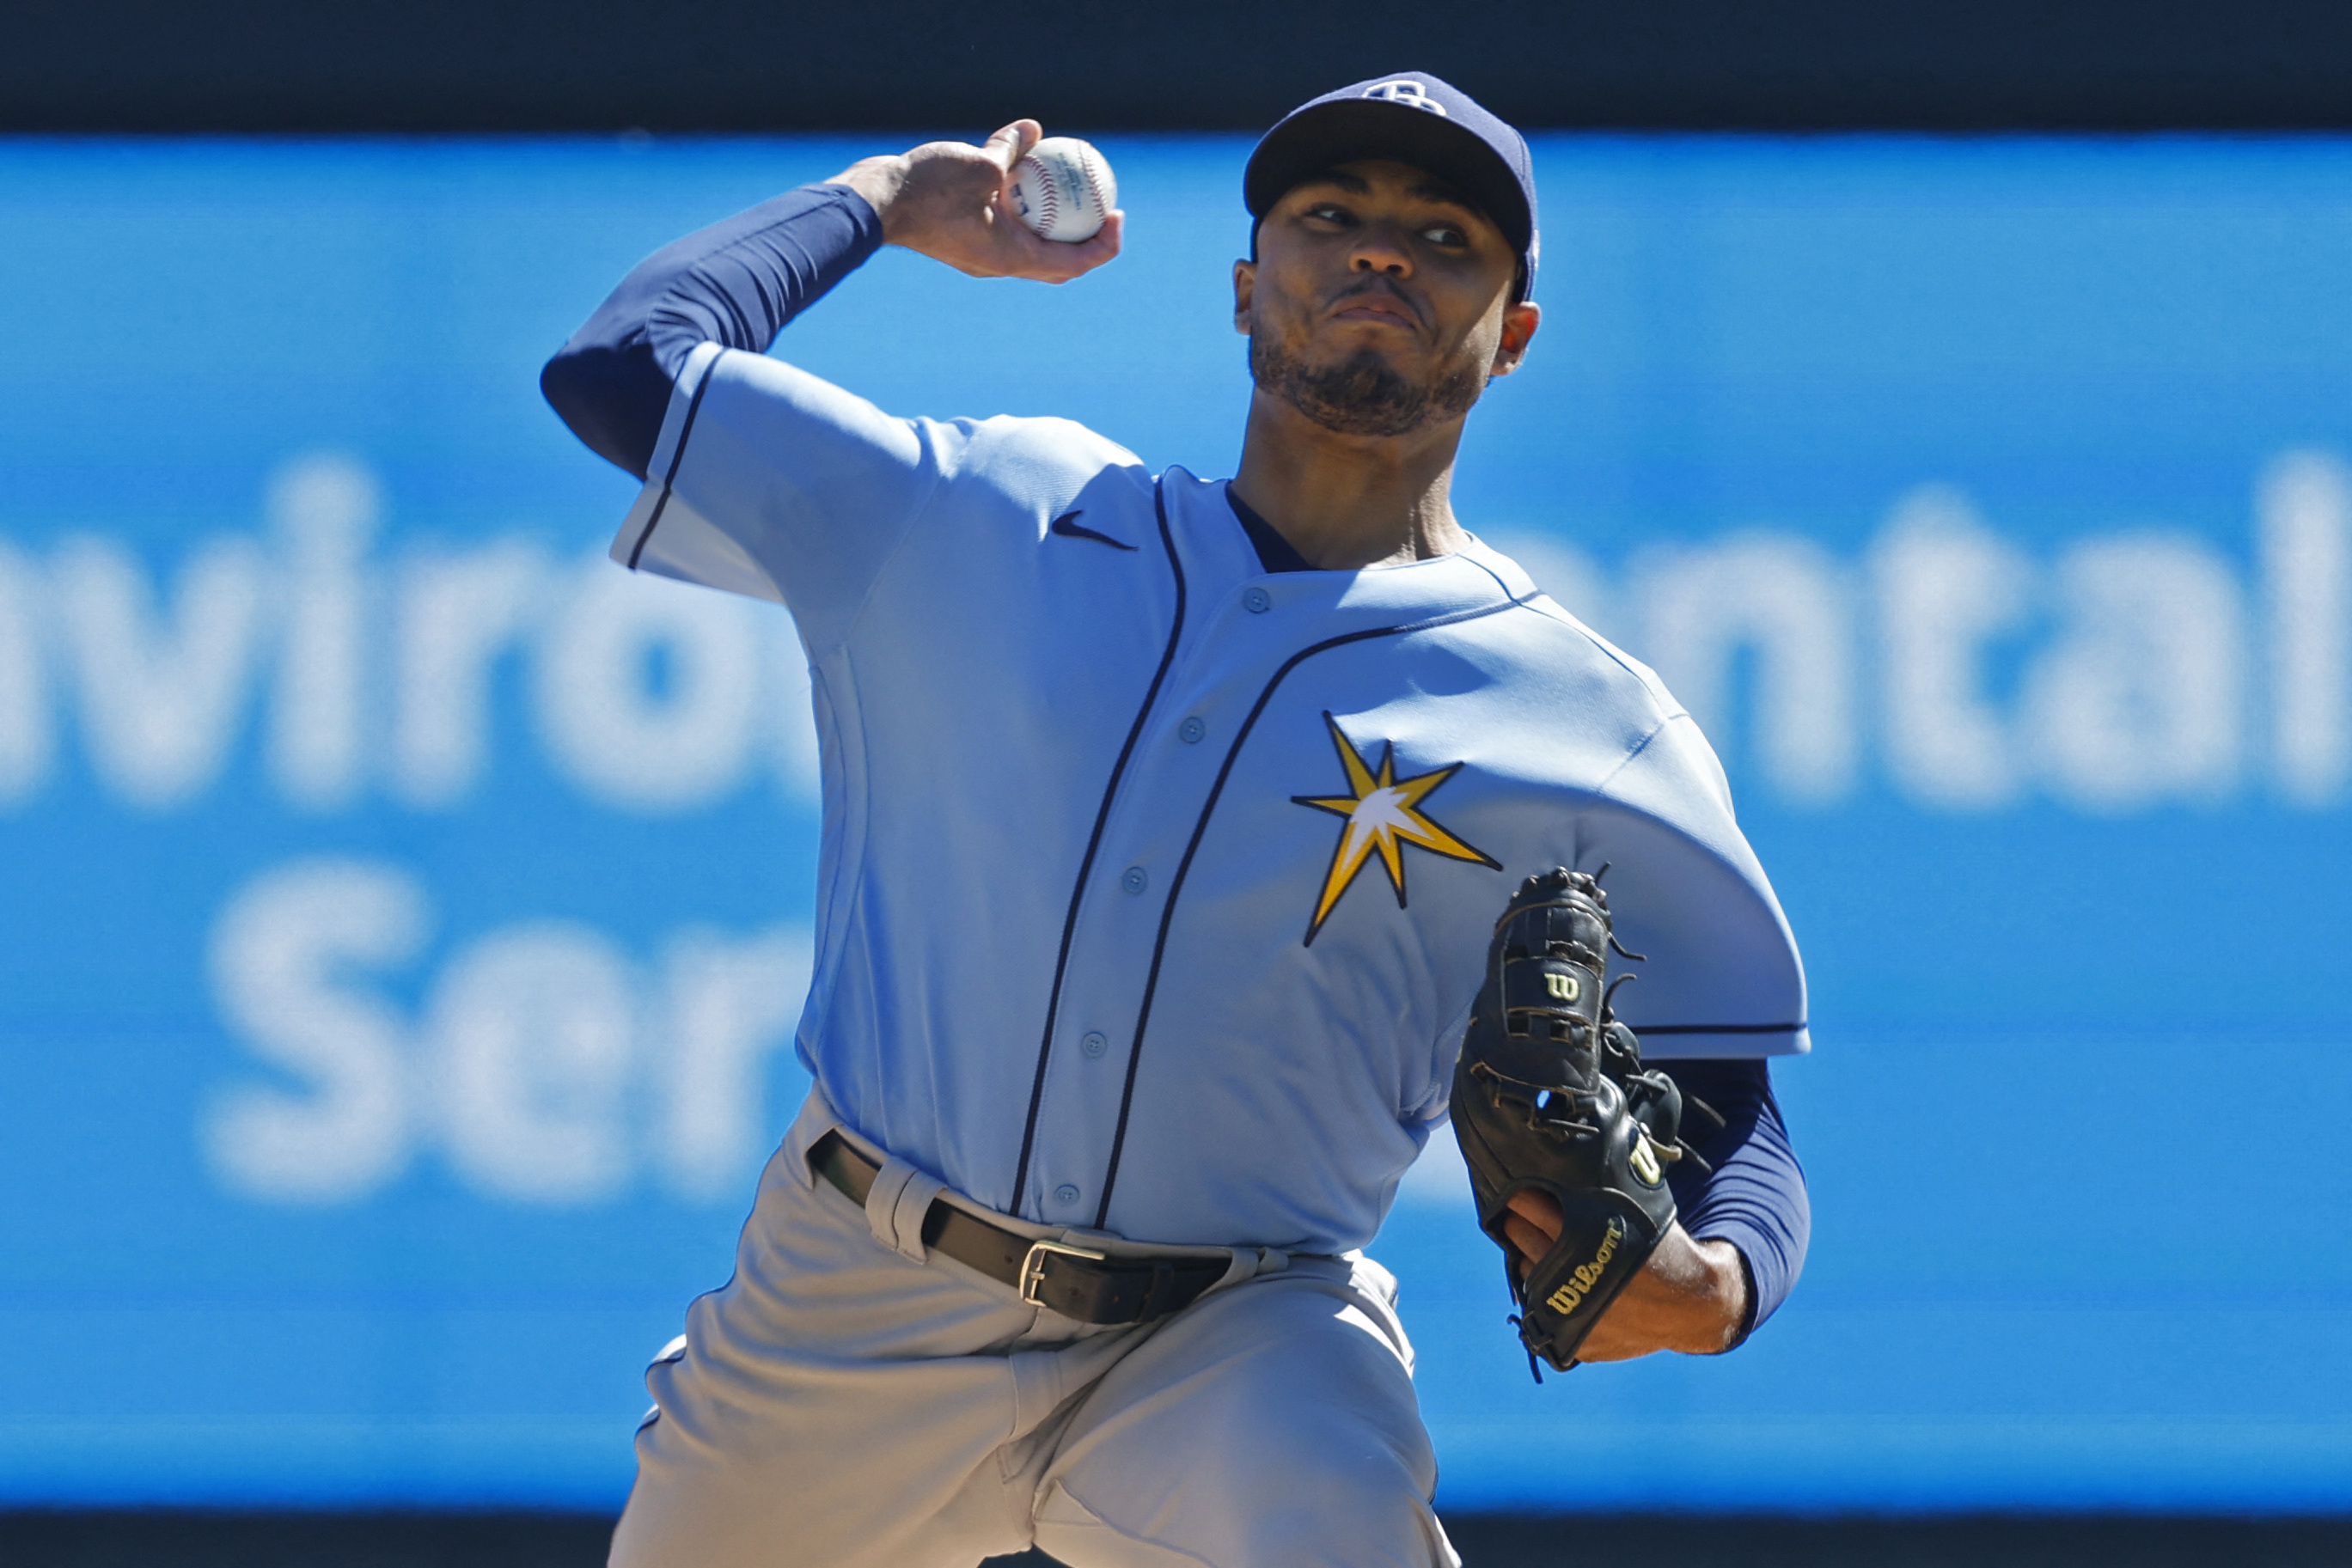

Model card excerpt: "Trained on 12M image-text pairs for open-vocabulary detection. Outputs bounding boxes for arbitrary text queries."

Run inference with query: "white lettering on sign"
[3,452,822,820]
[390,539,552,808]
[2261,452,2352,804]
[203,859,427,1203]
[0,540,51,806]
[534,558,766,813]
[200,858,814,1208]
[2025,533,2245,813]
[656,926,816,1202]
[0,448,2343,817]
[1635,532,1856,804]
[266,454,379,813]
[1495,448,2352,814]
[1866,487,2035,811]
[427,921,637,1205]
[51,532,268,810]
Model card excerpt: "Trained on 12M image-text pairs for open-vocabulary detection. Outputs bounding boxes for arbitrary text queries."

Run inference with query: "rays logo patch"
[1292,712,1499,945]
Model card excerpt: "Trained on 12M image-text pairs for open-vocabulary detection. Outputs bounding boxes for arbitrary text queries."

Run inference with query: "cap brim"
[1243,98,1531,256]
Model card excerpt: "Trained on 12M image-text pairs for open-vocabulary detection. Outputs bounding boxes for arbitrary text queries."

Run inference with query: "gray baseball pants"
[607,1092,1458,1568]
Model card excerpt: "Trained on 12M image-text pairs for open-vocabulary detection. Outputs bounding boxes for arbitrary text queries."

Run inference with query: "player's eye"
[1420,223,1469,247]
[1303,202,1354,226]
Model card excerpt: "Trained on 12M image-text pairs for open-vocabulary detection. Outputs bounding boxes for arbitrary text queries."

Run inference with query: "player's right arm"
[538,120,1125,654]
[540,120,1121,479]
[830,119,1123,284]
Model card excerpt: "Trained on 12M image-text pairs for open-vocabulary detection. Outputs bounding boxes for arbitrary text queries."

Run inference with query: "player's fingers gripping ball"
[1452,868,1704,1376]
[1010,137,1117,242]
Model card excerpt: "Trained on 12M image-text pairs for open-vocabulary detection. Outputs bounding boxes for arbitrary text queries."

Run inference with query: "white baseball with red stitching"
[1009,137,1117,243]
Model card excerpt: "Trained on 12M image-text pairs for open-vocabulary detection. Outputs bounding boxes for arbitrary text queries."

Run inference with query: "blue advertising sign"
[3,134,2349,1512]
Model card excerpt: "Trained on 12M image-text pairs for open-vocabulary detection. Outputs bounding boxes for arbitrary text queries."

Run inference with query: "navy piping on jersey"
[1007,475,1188,1216]
[1091,592,1534,1229]
[623,358,723,570]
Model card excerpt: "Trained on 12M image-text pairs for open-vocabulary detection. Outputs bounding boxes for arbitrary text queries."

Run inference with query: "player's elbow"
[541,342,670,479]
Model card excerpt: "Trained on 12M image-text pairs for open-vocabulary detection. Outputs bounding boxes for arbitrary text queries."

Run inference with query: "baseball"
[1009,137,1116,242]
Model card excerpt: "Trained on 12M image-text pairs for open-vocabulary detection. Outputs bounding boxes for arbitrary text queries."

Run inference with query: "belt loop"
[1197,1244,1282,1302]
[865,1156,944,1263]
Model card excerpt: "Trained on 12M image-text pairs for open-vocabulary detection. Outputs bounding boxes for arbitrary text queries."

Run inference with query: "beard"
[1249,330,1486,438]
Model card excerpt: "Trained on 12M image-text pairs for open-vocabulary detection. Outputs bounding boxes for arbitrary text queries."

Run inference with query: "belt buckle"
[1018,1238,1109,1308]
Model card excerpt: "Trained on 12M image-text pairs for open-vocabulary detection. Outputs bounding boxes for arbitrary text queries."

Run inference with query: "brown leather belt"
[809,1131,1229,1326]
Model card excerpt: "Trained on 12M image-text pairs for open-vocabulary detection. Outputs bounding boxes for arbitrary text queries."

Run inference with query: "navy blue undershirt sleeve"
[1656,1059,1809,1348]
[541,182,885,478]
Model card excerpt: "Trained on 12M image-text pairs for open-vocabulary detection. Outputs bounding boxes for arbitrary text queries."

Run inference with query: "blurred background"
[4,3,2351,1565]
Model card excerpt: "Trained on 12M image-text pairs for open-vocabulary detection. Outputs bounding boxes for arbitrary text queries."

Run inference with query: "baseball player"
[542,74,1809,1568]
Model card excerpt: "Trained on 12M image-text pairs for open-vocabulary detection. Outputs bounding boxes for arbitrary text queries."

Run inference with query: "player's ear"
[1232,259,1255,334]
[1490,300,1540,376]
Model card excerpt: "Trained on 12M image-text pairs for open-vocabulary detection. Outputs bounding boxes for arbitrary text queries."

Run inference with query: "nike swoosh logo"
[1049,510,1137,552]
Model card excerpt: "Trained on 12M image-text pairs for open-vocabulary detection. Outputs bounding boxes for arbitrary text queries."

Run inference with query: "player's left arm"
[1501,1057,1808,1359]
[1482,686,1812,1362]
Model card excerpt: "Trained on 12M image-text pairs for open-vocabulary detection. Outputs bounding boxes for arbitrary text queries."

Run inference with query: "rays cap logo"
[1244,71,1539,302]
[1361,79,1449,115]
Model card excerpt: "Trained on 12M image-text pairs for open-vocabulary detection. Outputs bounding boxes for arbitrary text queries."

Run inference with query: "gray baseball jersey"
[615,339,1807,1255]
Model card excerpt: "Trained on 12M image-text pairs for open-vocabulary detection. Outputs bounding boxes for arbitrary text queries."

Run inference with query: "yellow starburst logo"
[1292,712,1499,945]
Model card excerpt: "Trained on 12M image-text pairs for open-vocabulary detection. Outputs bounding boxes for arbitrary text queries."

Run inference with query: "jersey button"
[1178,716,1207,744]
[1243,586,1272,613]
[1120,865,1149,894]
[1054,1184,1081,1206]
[1081,1030,1109,1058]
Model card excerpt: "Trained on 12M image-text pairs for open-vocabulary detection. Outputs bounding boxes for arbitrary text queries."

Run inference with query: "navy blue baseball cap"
[1244,73,1539,301]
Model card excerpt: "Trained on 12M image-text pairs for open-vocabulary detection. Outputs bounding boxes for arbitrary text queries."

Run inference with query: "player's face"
[1234,159,1539,438]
